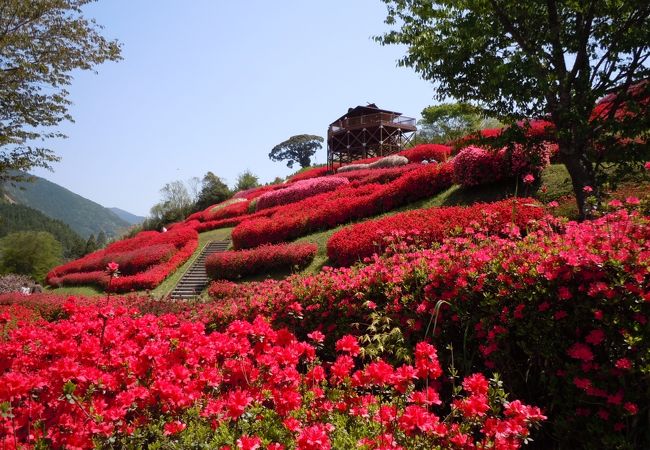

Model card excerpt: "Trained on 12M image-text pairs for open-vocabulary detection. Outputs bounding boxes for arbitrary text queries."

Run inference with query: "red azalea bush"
[255,177,350,211]
[232,162,454,249]
[104,244,176,275]
[287,166,331,182]
[108,238,197,292]
[327,198,545,266]
[205,242,317,280]
[400,143,453,162]
[46,226,198,292]
[455,119,557,148]
[0,300,544,449]
[204,209,649,448]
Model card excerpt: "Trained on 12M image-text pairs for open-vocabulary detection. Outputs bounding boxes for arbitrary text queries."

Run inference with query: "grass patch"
[538,164,574,200]
[46,285,104,297]
[150,227,232,298]
[294,227,342,274]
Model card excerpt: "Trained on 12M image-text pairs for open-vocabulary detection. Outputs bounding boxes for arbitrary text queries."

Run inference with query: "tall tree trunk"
[560,142,595,220]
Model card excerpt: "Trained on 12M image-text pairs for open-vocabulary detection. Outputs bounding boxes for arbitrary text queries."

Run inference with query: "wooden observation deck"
[327,104,416,170]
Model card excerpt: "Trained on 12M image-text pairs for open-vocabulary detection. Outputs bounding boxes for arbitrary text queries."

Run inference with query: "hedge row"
[232,162,454,249]
[205,242,317,280]
[326,198,546,266]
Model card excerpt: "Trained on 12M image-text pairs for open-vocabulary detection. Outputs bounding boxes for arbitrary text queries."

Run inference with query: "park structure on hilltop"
[327,103,417,170]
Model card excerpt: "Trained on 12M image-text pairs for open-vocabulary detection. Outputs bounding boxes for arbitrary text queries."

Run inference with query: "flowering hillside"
[2,205,648,448]
[16,124,650,449]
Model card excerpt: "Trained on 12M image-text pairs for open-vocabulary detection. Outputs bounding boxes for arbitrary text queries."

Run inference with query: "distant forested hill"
[2,175,130,238]
[109,207,145,225]
[0,203,86,259]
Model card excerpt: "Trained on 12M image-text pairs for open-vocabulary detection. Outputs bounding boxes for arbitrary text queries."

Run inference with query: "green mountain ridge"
[2,175,130,239]
[108,207,145,225]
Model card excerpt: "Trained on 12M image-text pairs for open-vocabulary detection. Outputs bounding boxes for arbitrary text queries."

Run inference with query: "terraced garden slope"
[2,132,649,448]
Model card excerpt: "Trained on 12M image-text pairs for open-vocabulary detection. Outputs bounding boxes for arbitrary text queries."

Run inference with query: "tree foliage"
[269,134,324,169]
[144,181,193,230]
[234,170,260,192]
[377,0,649,218]
[0,231,62,282]
[194,172,231,212]
[418,103,500,143]
[0,0,121,183]
[0,202,85,259]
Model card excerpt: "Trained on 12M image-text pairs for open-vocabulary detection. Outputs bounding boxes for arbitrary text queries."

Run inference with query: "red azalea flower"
[585,329,605,345]
[237,435,262,450]
[297,424,331,450]
[624,402,638,415]
[567,343,594,362]
[307,330,325,343]
[163,420,186,435]
[335,335,360,356]
[615,358,632,369]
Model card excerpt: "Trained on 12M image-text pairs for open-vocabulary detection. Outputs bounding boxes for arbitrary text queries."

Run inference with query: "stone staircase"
[169,239,230,300]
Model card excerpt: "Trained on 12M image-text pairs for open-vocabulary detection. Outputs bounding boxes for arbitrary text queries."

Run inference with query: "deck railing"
[329,113,416,133]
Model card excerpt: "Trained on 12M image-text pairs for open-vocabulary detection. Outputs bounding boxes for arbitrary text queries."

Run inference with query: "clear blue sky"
[32,0,437,216]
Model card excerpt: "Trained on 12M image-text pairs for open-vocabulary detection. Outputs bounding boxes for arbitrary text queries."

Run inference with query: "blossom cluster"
[205,242,317,280]
[232,162,454,249]
[255,177,350,211]
[326,198,545,266]
[452,144,551,187]
[287,166,331,182]
[46,226,198,292]
[334,163,425,185]
[452,146,504,186]
[186,198,249,223]
[399,144,453,163]
[0,300,544,449]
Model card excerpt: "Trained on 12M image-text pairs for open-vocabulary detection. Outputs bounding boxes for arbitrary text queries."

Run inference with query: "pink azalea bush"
[205,242,317,280]
[452,146,504,186]
[453,144,551,187]
[255,177,350,211]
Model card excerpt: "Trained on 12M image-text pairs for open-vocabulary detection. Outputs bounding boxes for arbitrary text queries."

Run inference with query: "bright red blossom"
[567,343,594,361]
